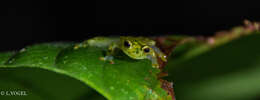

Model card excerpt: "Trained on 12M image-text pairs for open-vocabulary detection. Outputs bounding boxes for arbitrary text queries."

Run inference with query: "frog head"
[119,36,156,59]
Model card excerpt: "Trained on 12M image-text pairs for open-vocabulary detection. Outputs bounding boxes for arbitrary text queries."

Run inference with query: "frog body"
[74,36,167,68]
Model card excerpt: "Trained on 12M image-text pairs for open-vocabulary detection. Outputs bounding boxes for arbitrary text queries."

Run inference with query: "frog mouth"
[125,52,145,59]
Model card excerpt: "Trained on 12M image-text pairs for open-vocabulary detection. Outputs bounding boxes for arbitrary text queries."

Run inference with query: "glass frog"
[74,36,167,68]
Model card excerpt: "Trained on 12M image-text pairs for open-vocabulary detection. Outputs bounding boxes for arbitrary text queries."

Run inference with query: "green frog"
[74,36,167,68]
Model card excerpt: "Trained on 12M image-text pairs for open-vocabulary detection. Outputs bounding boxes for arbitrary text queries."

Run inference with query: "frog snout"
[135,48,140,54]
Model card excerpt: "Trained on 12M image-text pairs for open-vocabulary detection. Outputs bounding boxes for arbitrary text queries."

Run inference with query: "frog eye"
[124,41,131,48]
[142,46,150,53]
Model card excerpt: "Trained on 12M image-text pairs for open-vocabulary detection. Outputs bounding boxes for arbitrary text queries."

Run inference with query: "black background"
[1,0,260,51]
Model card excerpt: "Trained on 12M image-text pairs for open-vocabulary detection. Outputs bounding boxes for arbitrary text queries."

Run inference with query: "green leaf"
[166,32,260,100]
[0,24,258,100]
[0,42,171,100]
[0,67,100,100]
[55,46,170,100]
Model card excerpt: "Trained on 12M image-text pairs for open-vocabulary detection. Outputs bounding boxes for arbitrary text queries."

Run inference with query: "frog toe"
[152,64,159,68]
[99,57,106,61]
[99,56,115,64]
[109,60,115,64]
[161,55,167,62]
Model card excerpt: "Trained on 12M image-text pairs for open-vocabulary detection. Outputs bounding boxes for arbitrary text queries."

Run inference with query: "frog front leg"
[73,40,88,50]
[151,46,167,62]
[147,54,159,68]
[99,42,117,64]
